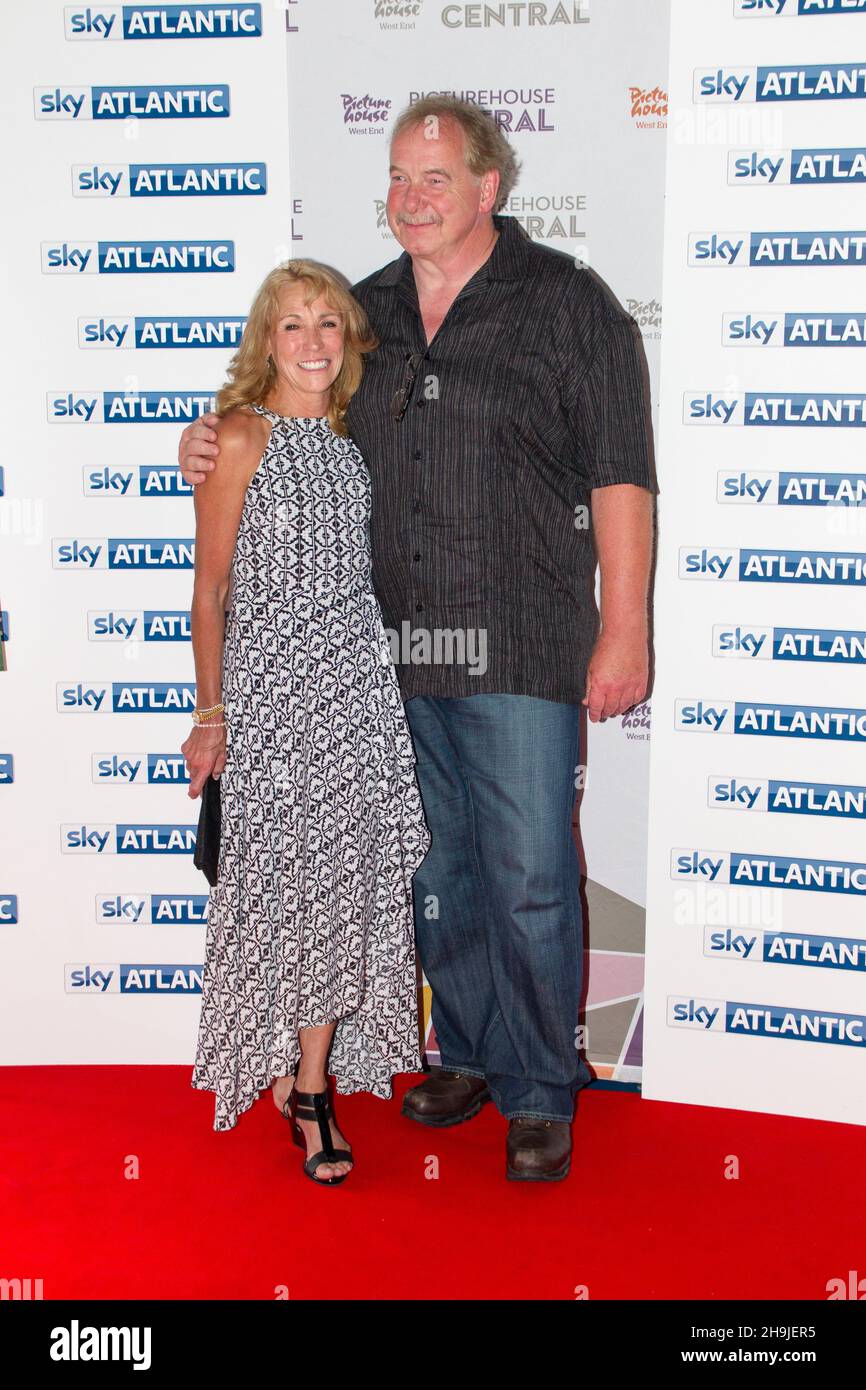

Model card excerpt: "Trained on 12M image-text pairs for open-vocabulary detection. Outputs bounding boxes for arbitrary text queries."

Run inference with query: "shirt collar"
[371,213,532,291]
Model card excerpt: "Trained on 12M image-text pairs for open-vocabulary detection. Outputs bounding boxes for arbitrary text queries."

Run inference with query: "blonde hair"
[390,95,521,212]
[215,259,378,436]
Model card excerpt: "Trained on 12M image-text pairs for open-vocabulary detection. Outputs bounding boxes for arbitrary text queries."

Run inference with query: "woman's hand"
[182,724,227,799]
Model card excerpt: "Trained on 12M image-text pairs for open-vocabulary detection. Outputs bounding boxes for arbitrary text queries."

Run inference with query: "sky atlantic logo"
[42,242,234,274]
[667,997,724,1032]
[34,85,230,119]
[713,624,866,663]
[722,311,866,347]
[734,0,866,17]
[53,538,194,568]
[680,547,866,585]
[672,847,866,896]
[703,927,760,960]
[78,316,245,348]
[96,893,208,923]
[83,465,192,496]
[72,163,266,197]
[65,964,203,994]
[63,5,262,40]
[705,924,866,973]
[56,682,195,713]
[708,773,866,818]
[91,752,190,783]
[670,995,866,1049]
[675,698,866,742]
[689,230,866,266]
[728,147,866,185]
[684,392,866,425]
[88,609,191,641]
[48,392,216,423]
[62,824,197,855]
[0,895,19,924]
[694,63,866,104]
[717,470,866,503]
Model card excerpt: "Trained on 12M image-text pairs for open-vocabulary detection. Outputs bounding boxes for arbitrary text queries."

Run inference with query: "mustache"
[397,214,441,225]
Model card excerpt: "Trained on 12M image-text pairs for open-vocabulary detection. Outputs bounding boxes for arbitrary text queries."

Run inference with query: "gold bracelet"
[192,703,224,725]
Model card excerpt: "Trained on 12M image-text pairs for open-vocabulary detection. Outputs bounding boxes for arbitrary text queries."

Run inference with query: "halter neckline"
[254,403,330,424]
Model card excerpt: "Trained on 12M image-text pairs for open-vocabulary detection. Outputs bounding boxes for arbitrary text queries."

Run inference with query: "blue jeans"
[404,694,593,1122]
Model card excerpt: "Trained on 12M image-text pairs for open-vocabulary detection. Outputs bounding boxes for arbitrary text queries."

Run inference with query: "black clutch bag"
[193,773,221,887]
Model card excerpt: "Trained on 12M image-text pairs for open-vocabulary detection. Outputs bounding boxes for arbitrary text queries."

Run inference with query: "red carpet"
[2,1068,864,1301]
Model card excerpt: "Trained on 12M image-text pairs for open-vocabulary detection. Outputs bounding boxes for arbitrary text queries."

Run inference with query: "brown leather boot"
[506,1117,572,1182]
[401,1069,491,1127]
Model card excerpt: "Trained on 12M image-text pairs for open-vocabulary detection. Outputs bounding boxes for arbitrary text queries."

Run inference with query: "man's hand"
[179,411,220,485]
[587,483,654,722]
[583,623,649,723]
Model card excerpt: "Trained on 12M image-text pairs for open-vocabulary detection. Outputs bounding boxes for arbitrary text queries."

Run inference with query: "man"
[179,96,657,1182]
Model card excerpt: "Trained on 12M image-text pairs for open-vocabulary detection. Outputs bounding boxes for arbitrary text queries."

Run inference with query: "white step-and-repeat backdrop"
[644,0,866,1126]
[0,3,291,1061]
[1,1,671,1085]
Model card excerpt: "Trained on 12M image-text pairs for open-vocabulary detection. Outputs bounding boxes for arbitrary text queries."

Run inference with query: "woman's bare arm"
[182,410,269,796]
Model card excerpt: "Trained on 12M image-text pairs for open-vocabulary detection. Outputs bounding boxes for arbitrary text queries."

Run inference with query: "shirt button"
[413,552,421,562]
[413,450,422,460]
[413,501,421,513]
[416,400,423,408]
[415,603,423,612]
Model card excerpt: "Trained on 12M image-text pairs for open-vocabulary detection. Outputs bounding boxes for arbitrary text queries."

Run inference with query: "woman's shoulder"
[214,406,271,465]
[215,405,267,445]
[205,407,271,492]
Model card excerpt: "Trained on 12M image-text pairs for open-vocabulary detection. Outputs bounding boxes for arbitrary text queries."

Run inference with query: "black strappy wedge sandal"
[285,1076,353,1187]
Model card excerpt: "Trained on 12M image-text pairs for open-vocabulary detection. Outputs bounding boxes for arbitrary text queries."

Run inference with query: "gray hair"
[390,95,521,212]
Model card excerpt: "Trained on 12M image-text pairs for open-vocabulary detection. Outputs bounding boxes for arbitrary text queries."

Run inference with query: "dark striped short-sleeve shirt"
[346,212,658,706]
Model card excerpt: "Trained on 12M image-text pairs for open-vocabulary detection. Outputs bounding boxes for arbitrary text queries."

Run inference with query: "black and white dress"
[191,405,431,1131]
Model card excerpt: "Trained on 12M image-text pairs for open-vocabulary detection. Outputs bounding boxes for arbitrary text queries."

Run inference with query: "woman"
[183,259,431,1185]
